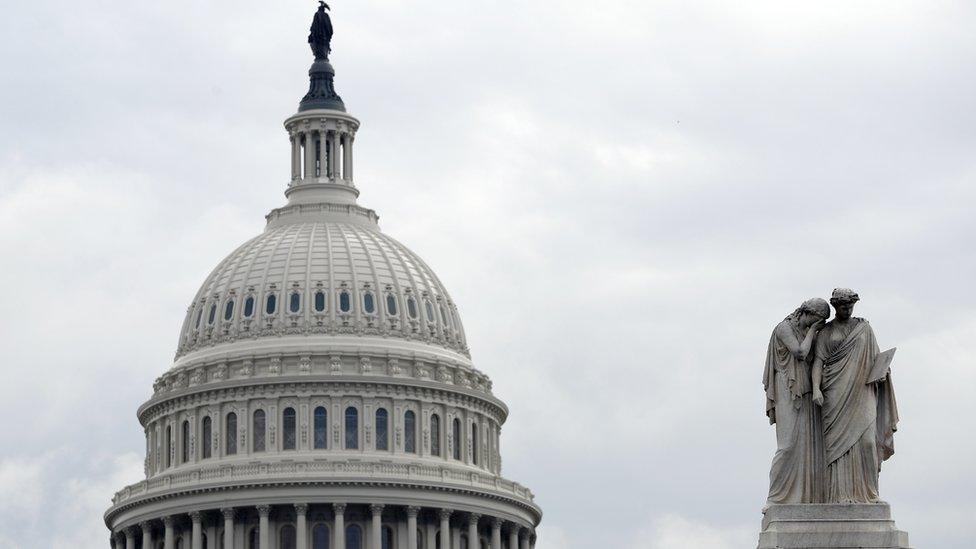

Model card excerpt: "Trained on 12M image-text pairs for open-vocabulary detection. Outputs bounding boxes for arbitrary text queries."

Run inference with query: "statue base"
[757,503,911,548]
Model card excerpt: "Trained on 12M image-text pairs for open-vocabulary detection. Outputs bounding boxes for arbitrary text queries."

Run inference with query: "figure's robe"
[815,318,899,503]
[763,320,825,504]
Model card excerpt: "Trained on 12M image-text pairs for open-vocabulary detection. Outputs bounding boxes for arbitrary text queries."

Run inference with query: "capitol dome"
[105,7,540,549]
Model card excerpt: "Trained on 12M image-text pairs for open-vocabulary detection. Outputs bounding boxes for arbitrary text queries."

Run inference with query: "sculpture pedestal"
[758,503,911,548]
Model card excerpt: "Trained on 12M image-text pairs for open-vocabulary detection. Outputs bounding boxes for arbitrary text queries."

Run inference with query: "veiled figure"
[812,289,899,503]
[763,298,830,504]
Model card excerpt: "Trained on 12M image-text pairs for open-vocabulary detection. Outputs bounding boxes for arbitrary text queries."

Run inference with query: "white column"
[333,503,346,549]
[190,512,203,549]
[519,529,529,549]
[291,133,301,181]
[346,135,354,181]
[490,519,501,549]
[304,132,316,182]
[371,504,384,549]
[295,504,308,549]
[330,131,341,180]
[507,525,518,549]
[126,527,137,549]
[406,507,420,549]
[163,516,176,549]
[317,130,328,180]
[141,522,153,549]
[221,508,235,549]
[113,532,124,549]
[438,509,452,549]
[258,505,271,549]
[342,133,352,181]
[467,514,480,549]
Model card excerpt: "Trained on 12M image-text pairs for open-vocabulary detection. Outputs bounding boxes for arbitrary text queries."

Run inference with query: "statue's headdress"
[830,288,860,306]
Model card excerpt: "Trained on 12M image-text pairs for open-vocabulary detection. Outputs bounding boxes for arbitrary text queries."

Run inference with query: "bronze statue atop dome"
[309,2,333,60]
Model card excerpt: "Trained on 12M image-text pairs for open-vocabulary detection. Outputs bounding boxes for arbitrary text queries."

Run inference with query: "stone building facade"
[103,12,542,549]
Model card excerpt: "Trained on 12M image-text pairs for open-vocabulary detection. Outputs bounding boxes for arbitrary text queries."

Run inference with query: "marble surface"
[758,503,911,548]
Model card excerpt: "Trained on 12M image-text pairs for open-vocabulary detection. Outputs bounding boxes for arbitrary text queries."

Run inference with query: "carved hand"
[812,389,824,407]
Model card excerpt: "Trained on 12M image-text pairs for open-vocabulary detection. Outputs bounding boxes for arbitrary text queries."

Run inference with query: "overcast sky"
[1,1,975,547]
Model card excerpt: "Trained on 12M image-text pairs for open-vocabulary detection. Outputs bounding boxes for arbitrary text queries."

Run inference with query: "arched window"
[407,297,418,319]
[425,300,435,322]
[314,407,327,449]
[345,407,359,449]
[202,533,209,549]
[460,534,468,549]
[471,420,478,465]
[430,414,441,456]
[375,408,389,451]
[283,407,297,450]
[439,305,448,326]
[225,412,237,455]
[382,526,394,549]
[224,299,234,321]
[243,296,255,318]
[404,410,416,454]
[208,303,217,325]
[266,293,277,315]
[201,416,212,459]
[248,528,259,549]
[165,425,172,468]
[452,418,462,460]
[195,308,203,329]
[345,525,363,549]
[289,292,301,313]
[253,410,266,452]
[181,420,190,463]
[312,524,330,549]
[176,538,184,549]
[363,292,375,314]
[416,529,424,549]
[314,290,326,312]
[339,291,351,313]
[279,525,296,549]
[386,294,398,316]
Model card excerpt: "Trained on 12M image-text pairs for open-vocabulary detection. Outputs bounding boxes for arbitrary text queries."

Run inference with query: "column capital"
[256,504,272,518]
[468,513,482,525]
[189,511,203,523]
[294,503,309,515]
[333,502,347,515]
[162,516,177,527]
[491,517,504,529]
[438,508,453,521]
[140,521,152,533]
[370,503,385,515]
[114,531,126,541]
[126,525,140,536]
[405,506,421,518]
[221,508,236,520]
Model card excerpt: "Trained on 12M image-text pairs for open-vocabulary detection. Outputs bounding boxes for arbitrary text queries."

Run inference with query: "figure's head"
[319,1,330,11]
[797,297,830,328]
[830,288,859,320]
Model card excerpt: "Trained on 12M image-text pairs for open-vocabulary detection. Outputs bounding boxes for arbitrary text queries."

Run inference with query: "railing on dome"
[111,458,536,507]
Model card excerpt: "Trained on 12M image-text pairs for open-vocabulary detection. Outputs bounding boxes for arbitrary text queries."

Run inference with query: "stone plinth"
[758,503,911,548]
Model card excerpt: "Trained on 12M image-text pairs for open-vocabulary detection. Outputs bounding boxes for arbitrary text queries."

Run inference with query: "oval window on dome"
[314,290,326,312]
[195,308,203,329]
[339,291,351,313]
[224,299,235,321]
[363,292,375,314]
[386,294,398,316]
[266,293,277,315]
[243,296,255,318]
[289,292,301,313]
[208,303,217,325]
[439,305,447,325]
[407,297,418,319]
[425,300,435,322]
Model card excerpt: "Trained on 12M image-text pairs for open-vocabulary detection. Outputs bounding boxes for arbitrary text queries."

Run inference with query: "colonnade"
[110,502,535,549]
[290,127,354,183]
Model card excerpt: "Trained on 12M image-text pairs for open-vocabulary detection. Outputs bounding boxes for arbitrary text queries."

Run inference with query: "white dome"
[177,216,469,361]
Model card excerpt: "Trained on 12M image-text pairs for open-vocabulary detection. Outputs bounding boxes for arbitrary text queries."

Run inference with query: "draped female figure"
[812,288,899,503]
[763,297,830,504]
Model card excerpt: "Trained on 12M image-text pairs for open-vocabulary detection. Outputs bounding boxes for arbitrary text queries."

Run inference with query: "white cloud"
[629,514,754,549]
